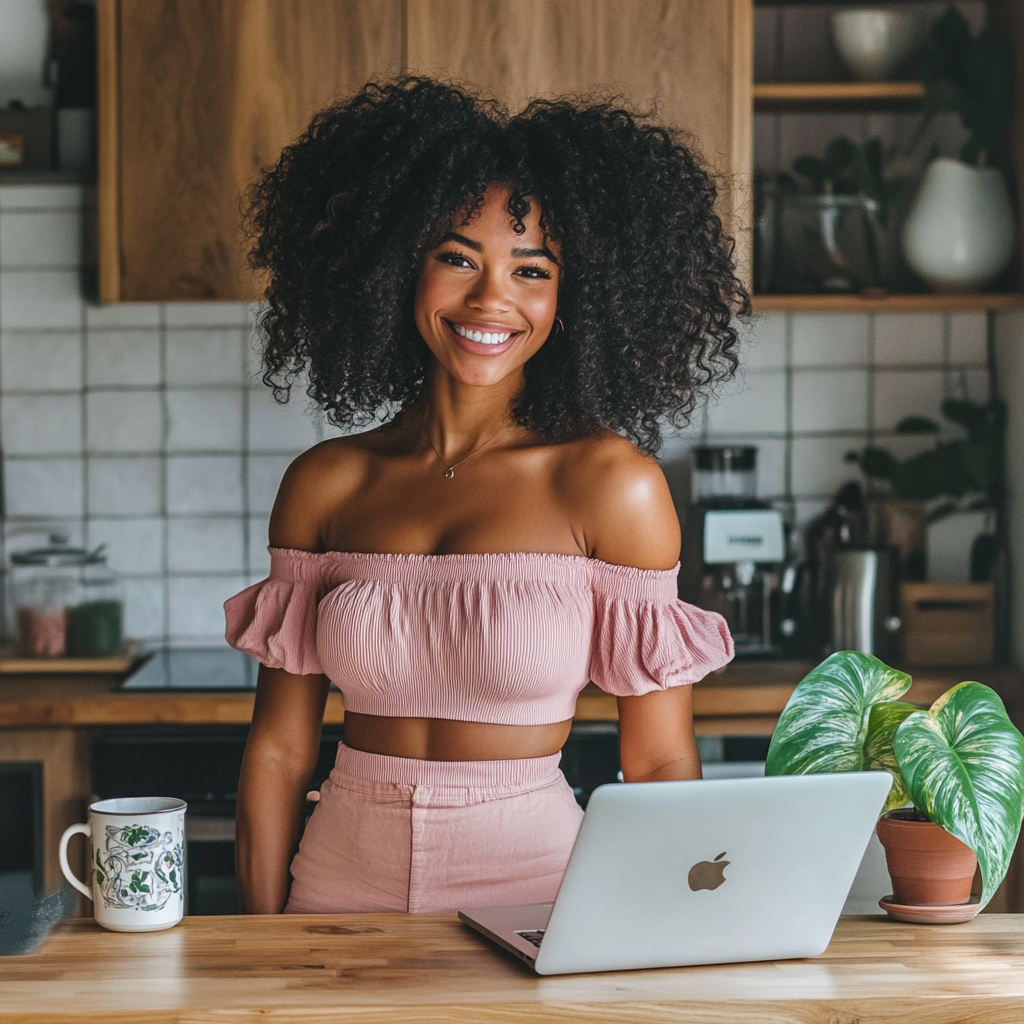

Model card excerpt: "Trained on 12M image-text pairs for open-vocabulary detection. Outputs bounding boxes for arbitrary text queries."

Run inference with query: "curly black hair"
[246,77,748,453]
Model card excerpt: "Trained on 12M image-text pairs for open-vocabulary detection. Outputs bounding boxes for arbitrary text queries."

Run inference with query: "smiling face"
[414,184,561,389]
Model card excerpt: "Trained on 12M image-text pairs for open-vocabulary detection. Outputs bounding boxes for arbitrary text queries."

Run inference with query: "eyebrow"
[441,232,559,264]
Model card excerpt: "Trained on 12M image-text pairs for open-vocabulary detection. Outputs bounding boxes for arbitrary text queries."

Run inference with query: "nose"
[465,268,510,313]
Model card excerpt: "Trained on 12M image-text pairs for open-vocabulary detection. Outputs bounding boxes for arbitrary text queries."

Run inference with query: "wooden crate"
[900,583,995,667]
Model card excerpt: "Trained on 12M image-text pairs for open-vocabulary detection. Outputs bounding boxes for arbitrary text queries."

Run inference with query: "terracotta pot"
[876,810,977,906]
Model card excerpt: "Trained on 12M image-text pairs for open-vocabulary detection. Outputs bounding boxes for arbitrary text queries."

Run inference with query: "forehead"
[455,185,547,241]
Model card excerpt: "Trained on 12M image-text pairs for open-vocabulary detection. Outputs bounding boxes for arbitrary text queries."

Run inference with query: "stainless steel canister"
[828,548,901,659]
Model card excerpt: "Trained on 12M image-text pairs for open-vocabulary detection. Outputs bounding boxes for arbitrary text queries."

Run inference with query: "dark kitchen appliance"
[679,447,792,657]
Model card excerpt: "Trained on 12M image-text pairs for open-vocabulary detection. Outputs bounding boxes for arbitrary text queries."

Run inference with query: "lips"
[443,318,523,356]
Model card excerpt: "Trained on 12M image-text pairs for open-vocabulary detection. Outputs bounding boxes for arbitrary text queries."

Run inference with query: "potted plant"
[901,6,1016,291]
[765,650,1024,920]
[845,397,1006,582]
[770,136,912,293]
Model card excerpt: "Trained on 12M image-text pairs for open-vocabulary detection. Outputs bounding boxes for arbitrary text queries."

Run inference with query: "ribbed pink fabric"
[224,549,733,724]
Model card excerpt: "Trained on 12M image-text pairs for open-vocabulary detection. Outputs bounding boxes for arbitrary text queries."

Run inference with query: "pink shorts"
[284,743,585,914]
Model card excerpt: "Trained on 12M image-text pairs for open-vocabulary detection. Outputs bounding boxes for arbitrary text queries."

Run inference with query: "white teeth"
[452,323,512,345]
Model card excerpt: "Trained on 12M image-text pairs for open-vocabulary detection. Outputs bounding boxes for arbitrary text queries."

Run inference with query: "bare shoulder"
[552,431,680,570]
[268,433,380,551]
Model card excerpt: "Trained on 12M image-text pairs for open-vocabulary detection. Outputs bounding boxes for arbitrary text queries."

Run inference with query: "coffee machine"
[679,447,790,656]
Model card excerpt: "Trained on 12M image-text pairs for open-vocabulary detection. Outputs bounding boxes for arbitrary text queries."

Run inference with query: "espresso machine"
[678,447,791,657]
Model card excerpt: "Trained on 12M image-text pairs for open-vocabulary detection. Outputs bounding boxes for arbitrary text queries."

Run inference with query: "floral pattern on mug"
[95,823,183,911]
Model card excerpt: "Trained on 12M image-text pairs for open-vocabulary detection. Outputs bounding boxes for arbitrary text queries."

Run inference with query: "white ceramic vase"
[902,158,1016,292]
[832,9,917,81]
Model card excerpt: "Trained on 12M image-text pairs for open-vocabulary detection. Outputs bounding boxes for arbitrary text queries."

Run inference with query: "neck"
[412,361,523,460]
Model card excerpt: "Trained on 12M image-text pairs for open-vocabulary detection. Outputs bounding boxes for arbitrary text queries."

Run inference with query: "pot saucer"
[879,895,981,925]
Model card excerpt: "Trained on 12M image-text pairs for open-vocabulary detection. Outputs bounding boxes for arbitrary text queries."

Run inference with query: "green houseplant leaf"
[766,651,910,809]
[863,701,918,809]
[894,682,1024,908]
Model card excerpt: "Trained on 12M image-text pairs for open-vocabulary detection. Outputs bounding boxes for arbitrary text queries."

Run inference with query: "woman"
[225,78,747,915]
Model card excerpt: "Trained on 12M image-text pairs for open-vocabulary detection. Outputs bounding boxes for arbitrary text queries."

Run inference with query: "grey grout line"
[158,304,171,647]
[783,313,793,501]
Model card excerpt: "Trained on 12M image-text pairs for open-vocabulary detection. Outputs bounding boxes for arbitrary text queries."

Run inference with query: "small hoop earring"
[555,317,565,334]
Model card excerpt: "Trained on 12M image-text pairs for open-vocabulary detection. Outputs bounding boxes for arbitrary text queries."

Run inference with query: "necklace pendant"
[444,468,455,480]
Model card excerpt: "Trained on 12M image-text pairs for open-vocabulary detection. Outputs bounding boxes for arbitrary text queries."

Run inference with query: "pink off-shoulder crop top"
[223,548,734,726]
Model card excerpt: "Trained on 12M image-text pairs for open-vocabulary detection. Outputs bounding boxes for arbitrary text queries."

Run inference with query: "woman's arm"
[617,686,701,782]
[564,434,702,784]
[236,665,331,913]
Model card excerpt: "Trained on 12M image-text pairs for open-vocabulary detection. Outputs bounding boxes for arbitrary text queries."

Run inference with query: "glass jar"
[692,447,758,506]
[10,535,123,657]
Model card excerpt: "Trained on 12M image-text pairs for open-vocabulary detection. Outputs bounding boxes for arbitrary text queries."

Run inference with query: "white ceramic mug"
[59,797,186,932]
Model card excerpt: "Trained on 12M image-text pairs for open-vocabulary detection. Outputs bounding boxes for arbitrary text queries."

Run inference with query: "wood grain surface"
[1,662,1009,728]
[753,293,1024,313]
[407,0,753,280]
[4,913,1024,1022]
[113,0,402,300]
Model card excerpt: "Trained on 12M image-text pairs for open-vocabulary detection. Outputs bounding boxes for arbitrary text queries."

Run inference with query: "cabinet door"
[98,0,403,302]
[406,0,752,277]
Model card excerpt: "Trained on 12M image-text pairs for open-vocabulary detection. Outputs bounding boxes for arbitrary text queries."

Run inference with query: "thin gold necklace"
[425,423,507,479]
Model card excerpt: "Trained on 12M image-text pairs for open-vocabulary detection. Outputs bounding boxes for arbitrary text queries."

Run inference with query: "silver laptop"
[459,771,892,975]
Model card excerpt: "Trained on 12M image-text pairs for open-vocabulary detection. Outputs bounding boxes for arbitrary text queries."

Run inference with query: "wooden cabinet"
[98,0,752,302]
[98,0,404,302]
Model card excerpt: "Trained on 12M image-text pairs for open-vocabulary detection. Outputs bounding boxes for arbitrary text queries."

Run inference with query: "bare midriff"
[342,711,574,761]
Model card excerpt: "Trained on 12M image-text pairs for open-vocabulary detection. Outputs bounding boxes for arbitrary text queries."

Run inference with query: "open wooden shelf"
[754,81,925,111]
[752,293,1024,313]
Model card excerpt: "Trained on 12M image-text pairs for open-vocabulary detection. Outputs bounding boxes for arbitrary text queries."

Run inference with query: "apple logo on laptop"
[688,852,730,891]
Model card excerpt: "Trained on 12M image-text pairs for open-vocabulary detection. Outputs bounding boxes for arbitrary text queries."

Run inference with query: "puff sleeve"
[589,562,733,696]
[224,548,334,676]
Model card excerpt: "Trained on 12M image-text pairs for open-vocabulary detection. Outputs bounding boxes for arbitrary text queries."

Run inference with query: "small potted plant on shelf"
[765,650,1024,922]
[845,397,1006,583]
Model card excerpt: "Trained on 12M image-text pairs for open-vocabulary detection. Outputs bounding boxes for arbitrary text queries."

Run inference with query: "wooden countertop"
[1,661,1020,732]
[4,913,1024,1022]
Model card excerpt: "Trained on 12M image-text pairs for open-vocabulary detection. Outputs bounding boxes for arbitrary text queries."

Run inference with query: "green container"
[67,600,122,656]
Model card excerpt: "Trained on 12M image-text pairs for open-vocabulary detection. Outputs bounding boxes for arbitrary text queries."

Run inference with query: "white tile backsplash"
[0,270,83,329]
[85,303,161,329]
[949,312,987,364]
[167,517,245,573]
[86,390,163,452]
[86,330,161,386]
[1,393,82,454]
[167,575,247,638]
[790,436,866,498]
[0,184,86,210]
[87,517,165,574]
[873,369,947,430]
[247,387,320,452]
[0,194,1003,645]
[122,577,166,640]
[166,329,244,385]
[5,458,84,516]
[1,211,82,267]
[792,369,869,432]
[164,303,247,327]
[87,457,163,515]
[166,389,242,452]
[737,313,787,370]
[1,331,82,391]
[874,313,944,365]
[791,314,869,366]
[247,453,293,514]
[706,370,786,435]
[166,456,243,514]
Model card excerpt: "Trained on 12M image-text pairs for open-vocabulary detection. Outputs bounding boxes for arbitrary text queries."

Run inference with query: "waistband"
[333,742,563,787]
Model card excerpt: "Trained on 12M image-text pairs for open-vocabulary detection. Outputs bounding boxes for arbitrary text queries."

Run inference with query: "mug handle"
[59,822,94,901]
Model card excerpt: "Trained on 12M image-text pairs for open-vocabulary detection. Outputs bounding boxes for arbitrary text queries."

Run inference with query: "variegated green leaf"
[766,651,912,787]
[864,700,918,811]
[894,682,1024,908]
